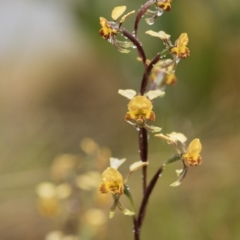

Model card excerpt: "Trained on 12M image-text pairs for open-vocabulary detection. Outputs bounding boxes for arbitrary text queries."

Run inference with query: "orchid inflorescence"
[98,1,202,239]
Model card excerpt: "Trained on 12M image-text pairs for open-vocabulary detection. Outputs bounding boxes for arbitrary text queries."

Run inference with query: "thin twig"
[121,28,147,67]
[139,128,148,193]
[138,165,164,228]
[133,216,140,240]
[134,0,155,37]
[140,53,161,94]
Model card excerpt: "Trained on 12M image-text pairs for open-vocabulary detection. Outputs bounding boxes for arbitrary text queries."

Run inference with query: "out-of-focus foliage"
[0,0,240,239]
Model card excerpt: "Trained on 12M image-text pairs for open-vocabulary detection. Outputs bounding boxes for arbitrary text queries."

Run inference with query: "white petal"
[129,161,148,172]
[175,169,183,177]
[145,30,171,40]
[111,6,126,20]
[120,10,135,24]
[145,89,165,100]
[155,133,171,142]
[146,125,162,133]
[170,180,181,187]
[110,157,126,169]
[145,30,160,37]
[167,132,187,144]
[122,208,135,216]
[158,31,171,40]
[118,89,137,99]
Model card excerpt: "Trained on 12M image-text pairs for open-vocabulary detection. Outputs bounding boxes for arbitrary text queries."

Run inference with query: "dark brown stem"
[138,165,164,228]
[133,216,140,240]
[147,53,161,73]
[134,0,155,37]
[139,128,148,193]
[140,53,161,94]
[121,28,147,67]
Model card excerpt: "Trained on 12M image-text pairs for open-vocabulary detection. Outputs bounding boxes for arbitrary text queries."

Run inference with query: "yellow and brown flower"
[118,89,165,124]
[156,0,172,11]
[99,6,135,53]
[99,158,126,195]
[170,33,190,59]
[182,138,202,166]
[99,167,124,195]
[99,17,118,40]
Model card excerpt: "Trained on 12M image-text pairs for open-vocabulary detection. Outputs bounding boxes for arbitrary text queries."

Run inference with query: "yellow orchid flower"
[99,6,135,53]
[118,89,165,124]
[99,167,124,195]
[156,0,172,11]
[99,158,126,195]
[182,138,202,166]
[99,17,118,40]
[170,33,190,59]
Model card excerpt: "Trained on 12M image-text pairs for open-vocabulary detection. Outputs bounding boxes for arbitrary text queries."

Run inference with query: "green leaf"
[124,184,135,211]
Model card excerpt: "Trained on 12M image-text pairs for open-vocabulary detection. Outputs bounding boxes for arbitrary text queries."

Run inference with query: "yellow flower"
[99,158,149,218]
[99,158,126,195]
[118,89,165,124]
[150,59,177,87]
[156,0,172,11]
[99,17,118,40]
[182,138,202,166]
[127,95,155,123]
[170,33,190,59]
[99,167,124,194]
[99,6,135,53]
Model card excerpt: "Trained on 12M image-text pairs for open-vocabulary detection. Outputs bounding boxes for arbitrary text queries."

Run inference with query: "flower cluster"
[145,31,190,89]
[98,2,203,239]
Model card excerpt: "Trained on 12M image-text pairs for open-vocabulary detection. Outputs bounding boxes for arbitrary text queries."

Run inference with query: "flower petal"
[145,89,165,100]
[145,125,162,133]
[145,30,160,37]
[118,89,137,99]
[155,133,171,142]
[122,208,135,216]
[120,10,135,24]
[167,132,187,144]
[170,180,181,187]
[158,31,171,40]
[176,33,189,47]
[110,157,126,169]
[111,6,126,21]
[117,201,135,216]
[187,138,202,154]
[146,30,171,40]
[175,169,183,177]
[129,161,149,172]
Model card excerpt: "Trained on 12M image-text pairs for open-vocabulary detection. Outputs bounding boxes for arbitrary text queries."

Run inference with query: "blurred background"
[0,0,240,239]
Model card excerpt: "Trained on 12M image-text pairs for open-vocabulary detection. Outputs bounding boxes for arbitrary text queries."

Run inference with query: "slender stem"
[138,165,164,228]
[133,216,140,240]
[140,53,161,94]
[139,128,148,193]
[134,0,155,37]
[121,28,147,67]
[147,53,161,73]
[137,154,181,228]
